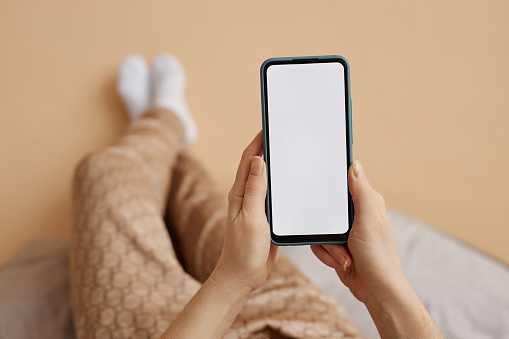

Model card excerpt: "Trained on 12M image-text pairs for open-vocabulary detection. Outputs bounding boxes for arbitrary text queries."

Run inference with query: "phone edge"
[261,55,353,246]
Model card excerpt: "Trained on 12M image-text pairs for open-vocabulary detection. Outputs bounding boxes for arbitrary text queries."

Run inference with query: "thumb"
[242,156,267,217]
[348,160,377,209]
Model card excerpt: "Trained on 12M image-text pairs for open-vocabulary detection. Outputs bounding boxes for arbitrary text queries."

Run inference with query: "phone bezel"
[260,55,353,246]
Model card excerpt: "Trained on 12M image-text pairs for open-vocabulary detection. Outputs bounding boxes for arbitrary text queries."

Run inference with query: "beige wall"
[1,1,508,265]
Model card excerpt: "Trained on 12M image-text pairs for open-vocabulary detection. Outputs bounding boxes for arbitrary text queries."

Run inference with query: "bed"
[1,210,508,338]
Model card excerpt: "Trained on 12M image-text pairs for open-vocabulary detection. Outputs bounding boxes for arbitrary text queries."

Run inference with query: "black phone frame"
[260,55,353,246]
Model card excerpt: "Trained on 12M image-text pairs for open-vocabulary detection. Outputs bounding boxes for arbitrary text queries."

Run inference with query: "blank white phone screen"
[266,62,349,236]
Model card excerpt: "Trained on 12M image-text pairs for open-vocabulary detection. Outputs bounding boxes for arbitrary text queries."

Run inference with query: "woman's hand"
[311,161,442,338]
[311,160,405,303]
[214,130,277,292]
[162,131,276,339]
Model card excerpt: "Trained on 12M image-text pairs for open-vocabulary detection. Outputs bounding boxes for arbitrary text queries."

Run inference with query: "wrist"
[364,277,413,310]
[164,262,251,338]
[364,278,441,338]
[210,263,252,300]
[364,279,410,336]
[364,267,408,304]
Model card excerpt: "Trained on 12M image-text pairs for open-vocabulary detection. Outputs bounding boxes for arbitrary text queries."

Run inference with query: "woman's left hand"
[214,131,278,292]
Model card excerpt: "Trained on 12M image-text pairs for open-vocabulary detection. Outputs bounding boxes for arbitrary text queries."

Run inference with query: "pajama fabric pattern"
[69,107,363,338]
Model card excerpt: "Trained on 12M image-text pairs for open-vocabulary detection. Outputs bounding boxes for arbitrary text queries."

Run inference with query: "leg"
[69,106,202,339]
[70,54,200,338]
[166,153,364,338]
[231,256,364,338]
[166,153,227,282]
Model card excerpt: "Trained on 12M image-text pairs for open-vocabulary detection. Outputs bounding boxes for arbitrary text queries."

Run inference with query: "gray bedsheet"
[282,210,509,338]
[0,238,74,339]
[0,211,508,338]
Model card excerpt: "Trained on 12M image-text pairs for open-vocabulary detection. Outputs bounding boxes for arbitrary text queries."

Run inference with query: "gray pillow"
[0,238,75,339]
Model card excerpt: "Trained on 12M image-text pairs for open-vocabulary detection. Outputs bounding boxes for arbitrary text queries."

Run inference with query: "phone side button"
[350,98,353,145]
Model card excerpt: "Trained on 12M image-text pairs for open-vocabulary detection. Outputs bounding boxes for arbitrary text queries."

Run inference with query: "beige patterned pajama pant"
[69,107,363,338]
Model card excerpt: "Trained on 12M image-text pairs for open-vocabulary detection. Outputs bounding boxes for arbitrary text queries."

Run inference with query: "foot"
[151,53,198,144]
[117,55,151,119]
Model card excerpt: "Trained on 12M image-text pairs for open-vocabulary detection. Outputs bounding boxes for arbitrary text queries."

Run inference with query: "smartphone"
[260,55,353,246]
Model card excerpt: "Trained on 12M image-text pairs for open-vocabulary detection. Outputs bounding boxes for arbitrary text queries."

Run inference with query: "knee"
[73,151,111,188]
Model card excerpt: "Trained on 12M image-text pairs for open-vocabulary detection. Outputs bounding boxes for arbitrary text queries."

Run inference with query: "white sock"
[117,55,151,119]
[151,53,198,144]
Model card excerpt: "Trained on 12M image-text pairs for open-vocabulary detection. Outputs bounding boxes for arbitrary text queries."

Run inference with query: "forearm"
[160,269,251,339]
[365,279,443,339]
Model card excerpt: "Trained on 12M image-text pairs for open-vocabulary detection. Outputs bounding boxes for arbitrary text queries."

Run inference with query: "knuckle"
[364,189,378,205]
[241,148,251,160]
[376,192,386,208]
[228,188,241,204]
[244,180,259,197]
[372,192,388,223]
[365,189,385,208]
[239,216,259,235]
[228,188,235,200]
[244,177,263,195]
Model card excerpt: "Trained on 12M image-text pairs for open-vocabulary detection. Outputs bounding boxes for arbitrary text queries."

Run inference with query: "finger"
[322,244,352,271]
[241,156,267,218]
[348,160,383,212]
[310,245,343,270]
[228,131,264,215]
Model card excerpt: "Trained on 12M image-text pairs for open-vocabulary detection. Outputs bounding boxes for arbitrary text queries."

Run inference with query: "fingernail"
[352,160,363,179]
[250,156,263,176]
[337,255,348,272]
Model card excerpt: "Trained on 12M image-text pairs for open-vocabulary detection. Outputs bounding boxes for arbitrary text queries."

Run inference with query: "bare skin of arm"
[311,161,443,339]
[159,269,250,338]
[160,131,277,339]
